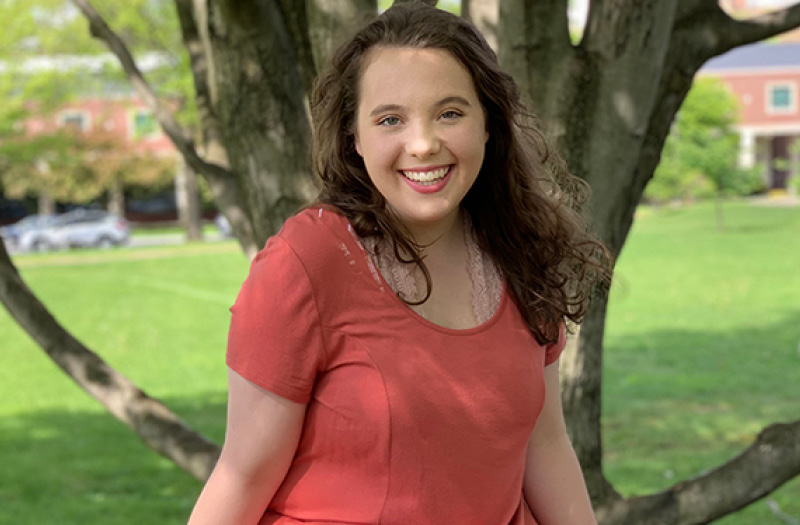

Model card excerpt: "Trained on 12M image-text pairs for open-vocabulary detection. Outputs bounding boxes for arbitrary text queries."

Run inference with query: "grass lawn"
[604,200,800,523]
[0,199,798,523]
[0,241,245,525]
[129,223,220,237]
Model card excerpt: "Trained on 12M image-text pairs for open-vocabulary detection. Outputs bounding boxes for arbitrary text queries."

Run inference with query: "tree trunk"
[37,188,55,216]
[195,0,318,248]
[307,0,377,73]
[108,173,125,216]
[35,159,56,215]
[499,0,800,516]
[561,296,621,506]
[175,154,203,241]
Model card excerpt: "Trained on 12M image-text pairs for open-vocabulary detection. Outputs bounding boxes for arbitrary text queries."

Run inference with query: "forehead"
[357,46,479,108]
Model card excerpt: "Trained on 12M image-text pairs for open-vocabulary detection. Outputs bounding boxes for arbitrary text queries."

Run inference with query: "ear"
[352,129,362,157]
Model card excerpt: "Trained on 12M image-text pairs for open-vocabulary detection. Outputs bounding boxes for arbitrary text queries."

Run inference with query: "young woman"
[189,3,610,524]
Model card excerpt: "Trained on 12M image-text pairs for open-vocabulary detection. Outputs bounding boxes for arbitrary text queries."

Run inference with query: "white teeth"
[401,167,450,183]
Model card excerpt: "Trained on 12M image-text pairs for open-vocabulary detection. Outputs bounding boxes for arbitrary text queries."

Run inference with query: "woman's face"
[354,46,488,237]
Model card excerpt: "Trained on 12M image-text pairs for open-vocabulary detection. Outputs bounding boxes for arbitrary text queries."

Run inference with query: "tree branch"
[0,239,221,481]
[676,0,800,57]
[392,0,438,5]
[597,420,800,524]
[68,0,232,184]
[711,2,800,54]
[675,0,722,26]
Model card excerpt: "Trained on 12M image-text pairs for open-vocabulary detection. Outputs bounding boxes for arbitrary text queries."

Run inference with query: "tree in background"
[0,113,175,215]
[2,1,800,523]
[645,77,762,229]
[0,0,195,221]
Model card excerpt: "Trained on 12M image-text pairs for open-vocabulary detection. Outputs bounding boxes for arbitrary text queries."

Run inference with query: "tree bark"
[0,238,220,481]
[561,297,621,506]
[200,0,328,247]
[37,188,55,216]
[176,0,258,255]
[595,420,800,525]
[306,0,377,73]
[108,173,125,216]
[175,154,203,241]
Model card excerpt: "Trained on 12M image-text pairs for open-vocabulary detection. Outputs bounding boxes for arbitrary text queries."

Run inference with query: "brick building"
[700,41,800,192]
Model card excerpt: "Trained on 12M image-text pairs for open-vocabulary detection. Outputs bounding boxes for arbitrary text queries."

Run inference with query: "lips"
[400,165,452,185]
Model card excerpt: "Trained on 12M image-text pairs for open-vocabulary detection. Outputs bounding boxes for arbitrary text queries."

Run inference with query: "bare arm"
[523,360,597,525]
[188,369,307,525]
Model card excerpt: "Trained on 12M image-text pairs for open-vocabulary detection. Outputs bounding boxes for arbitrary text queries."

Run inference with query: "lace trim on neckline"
[360,215,502,326]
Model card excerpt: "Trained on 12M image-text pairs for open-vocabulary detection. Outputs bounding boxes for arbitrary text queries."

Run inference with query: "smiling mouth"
[400,166,453,186]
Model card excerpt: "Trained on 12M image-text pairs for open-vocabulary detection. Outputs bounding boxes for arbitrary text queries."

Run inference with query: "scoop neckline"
[343,219,509,336]
[376,268,509,336]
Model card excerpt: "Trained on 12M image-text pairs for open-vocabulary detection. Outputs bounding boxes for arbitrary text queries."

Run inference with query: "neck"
[403,210,464,257]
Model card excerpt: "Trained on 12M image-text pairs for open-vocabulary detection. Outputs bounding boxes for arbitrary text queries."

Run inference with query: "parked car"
[16,210,129,252]
[215,213,232,238]
[1,214,59,251]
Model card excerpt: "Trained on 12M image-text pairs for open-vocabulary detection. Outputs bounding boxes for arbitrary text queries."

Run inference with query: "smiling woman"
[189,3,611,525]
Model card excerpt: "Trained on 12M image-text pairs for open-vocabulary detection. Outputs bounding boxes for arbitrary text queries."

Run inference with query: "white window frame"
[129,108,160,139]
[57,109,91,132]
[765,82,798,115]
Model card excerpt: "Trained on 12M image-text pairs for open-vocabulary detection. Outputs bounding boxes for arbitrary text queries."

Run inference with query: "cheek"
[360,133,399,169]
[451,125,488,163]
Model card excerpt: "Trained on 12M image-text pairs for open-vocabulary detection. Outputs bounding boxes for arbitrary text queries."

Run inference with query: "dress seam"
[320,325,393,524]
[274,234,333,369]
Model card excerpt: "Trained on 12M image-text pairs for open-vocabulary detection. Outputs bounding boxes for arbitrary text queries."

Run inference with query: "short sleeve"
[544,322,567,366]
[226,236,326,404]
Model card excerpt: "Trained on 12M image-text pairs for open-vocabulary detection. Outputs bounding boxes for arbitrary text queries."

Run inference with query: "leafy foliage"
[0,0,192,207]
[645,77,762,204]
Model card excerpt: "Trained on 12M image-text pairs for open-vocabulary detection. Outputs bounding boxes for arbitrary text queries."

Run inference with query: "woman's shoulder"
[276,204,349,251]
[262,204,359,280]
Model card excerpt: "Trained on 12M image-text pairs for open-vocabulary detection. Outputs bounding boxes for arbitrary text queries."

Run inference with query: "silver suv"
[19,210,129,251]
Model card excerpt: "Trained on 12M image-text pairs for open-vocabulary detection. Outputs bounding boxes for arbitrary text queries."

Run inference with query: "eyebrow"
[368,96,473,117]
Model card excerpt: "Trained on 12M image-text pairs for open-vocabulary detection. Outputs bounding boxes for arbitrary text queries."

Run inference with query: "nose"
[404,121,440,159]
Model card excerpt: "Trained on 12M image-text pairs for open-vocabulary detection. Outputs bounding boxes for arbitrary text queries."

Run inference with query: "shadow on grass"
[603,309,800,521]
[0,394,226,525]
[605,308,800,402]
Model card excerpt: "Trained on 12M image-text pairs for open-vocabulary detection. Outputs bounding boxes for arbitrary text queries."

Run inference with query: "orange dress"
[226,207,565,525]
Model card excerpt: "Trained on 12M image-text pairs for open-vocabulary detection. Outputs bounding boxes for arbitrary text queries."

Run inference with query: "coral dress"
[226,207,565,525]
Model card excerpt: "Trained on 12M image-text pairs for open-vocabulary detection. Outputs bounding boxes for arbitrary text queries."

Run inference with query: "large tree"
[1,0,799,523]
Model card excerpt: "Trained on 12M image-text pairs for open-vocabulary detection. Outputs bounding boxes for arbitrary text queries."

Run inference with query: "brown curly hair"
[310,2,612,345]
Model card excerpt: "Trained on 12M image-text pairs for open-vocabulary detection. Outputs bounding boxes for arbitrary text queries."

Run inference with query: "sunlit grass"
[604,200,800,523]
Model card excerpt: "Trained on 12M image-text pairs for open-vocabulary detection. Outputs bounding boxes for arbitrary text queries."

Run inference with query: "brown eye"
[440,110,463,120]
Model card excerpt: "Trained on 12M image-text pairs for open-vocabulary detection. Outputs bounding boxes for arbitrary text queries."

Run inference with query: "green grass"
[129,223,219,237]
[1,200,798,523]
[0,241,244,525]
[604,200,800,523]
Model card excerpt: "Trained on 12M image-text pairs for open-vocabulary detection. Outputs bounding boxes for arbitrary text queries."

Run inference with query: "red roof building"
[24,97,175,156]
[700,42,800,192]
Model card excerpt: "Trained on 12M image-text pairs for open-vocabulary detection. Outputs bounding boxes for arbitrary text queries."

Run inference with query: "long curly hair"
[311,2,612,345]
